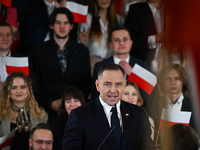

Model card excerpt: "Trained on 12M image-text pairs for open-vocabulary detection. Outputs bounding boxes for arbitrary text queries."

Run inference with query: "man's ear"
[50,25,53,29]
[29,138,32,147]
[95,79,100,92]
[70,24,73,30]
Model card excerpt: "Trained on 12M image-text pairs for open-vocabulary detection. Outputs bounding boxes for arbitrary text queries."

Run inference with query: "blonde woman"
[0,72,47,150]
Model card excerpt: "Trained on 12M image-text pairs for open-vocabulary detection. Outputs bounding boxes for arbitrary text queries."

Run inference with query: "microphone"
[97,104,120,150]
[141,106,161,147]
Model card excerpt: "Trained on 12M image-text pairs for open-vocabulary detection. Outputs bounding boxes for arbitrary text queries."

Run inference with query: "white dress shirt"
[99,96,122,128]
[0,52,11,82]
[147,3,164,59]
[165,93,184,111]
[113,55,130,65]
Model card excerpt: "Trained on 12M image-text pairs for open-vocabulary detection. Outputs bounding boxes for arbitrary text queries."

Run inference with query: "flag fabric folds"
[0,128,16,149]
[66,1,88,23]
[127,64,157,95]
[159,108,192,131]
[0,0,12,7]
[5,57,29,75]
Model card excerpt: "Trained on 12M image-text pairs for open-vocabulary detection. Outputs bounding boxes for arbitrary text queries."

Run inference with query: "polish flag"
[0,128,16,149]
[127,64,157,95]
[0,0,12,7]
[159,108,192,131]
[5,57,29,75]
[66,2,88,23]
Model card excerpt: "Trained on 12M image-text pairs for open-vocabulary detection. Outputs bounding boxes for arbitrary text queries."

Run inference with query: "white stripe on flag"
[5,57,29,67]
[132,64,157,86]
[66,2,88,15]
[161,108,191,124]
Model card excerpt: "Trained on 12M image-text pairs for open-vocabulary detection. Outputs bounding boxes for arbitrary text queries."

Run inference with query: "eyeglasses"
[31,138,53,147]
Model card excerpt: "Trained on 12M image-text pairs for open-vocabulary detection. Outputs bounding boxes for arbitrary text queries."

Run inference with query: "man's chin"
[55,34,68,39]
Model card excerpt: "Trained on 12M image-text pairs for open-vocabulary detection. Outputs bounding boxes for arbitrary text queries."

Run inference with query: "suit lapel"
[1,117,11,136]
[63,40,79,83]
[120,102,132,149]
[93,98,117,150]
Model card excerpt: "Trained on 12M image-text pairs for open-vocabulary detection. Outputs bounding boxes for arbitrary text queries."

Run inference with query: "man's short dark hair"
[109,26,131,42]
[30,123,53,138]
[158,63,189,94]
[0,21,13,35]
[98,63,126,80]
[49,7,74,26]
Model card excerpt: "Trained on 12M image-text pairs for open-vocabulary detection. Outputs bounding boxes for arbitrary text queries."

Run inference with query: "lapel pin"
[125,114,129,116]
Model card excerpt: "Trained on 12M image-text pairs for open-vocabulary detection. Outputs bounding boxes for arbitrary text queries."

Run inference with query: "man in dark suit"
[147,63,196,133]
[124,0,164,66]
[92,26,149,104]
[63,63,156,150]
[30,8,91,116]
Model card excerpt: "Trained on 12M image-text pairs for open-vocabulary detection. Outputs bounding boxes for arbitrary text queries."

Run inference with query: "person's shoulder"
[69,39,89,53]
[129,2,148,10]
[95,56,113,67]
[11,51,27,57]
[31,40,53,55]
[130,56,147,67]
[121,100,142,112]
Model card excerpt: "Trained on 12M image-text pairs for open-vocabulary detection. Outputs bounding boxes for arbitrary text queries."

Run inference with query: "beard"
[55,32,68,39]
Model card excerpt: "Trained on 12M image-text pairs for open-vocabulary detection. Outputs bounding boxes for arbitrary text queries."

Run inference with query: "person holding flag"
[92,26,150,104]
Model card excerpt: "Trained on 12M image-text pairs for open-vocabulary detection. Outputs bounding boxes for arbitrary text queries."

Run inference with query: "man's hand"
[51,99,62,114]
[155,31,165,43]
[119,60,132,75]
[78,28,89,45]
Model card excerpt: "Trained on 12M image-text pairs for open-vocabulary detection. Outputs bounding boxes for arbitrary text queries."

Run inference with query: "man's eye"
[105,83,110,87]
[116,83,122,86]
[36,140,43,144]
[124,92,128,95]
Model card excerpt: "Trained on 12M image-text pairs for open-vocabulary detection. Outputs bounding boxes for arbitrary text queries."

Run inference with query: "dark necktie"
[111,107,121,150]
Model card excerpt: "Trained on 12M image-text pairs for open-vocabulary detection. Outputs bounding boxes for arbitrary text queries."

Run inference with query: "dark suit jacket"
[30,39,91,115]
[124,2,157,65]
[63,98,156,150]
[91,56,150,104]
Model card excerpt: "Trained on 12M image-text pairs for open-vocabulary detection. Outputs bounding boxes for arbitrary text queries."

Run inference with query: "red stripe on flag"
[127,73,154,95]
[159,119,189,131]
[0,137,14,149]
[0,0,12,7]
[6,66,29,75]
[72,12,87,23]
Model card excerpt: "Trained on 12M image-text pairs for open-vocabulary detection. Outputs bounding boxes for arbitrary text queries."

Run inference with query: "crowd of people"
[0,0,199,150]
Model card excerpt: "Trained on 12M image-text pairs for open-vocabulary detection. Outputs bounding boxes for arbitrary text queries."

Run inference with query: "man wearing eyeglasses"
[29,123,53,150]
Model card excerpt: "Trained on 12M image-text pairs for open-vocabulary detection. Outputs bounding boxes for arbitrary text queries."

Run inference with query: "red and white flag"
[66,2,88,23]
[0,0,12,7]
[0,128,16,149]
[5,57,29,75]
[159,108,192,131]
[127,64,157,95]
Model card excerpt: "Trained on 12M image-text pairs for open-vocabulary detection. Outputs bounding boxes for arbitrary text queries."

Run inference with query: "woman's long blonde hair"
[89,0,118,47]
[0,72,47,121]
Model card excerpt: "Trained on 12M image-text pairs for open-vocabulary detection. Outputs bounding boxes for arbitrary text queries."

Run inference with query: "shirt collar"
[0,51,11,58]
[99,96,121,113]
[113,55,130,65]
[166,93,184,108]
[148,2,164,12]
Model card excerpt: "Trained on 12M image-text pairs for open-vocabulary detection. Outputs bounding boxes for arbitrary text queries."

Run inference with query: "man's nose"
[3,35,8,40]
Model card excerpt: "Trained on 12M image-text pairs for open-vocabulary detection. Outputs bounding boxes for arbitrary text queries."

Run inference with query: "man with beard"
[30,8,91,118]
[29,123,53,150]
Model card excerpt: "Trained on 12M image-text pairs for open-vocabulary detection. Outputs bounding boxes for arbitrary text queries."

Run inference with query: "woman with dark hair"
[50,86,86,150]
[78,0,124,75]
[0,72,47,150]
[161,124,199,150]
